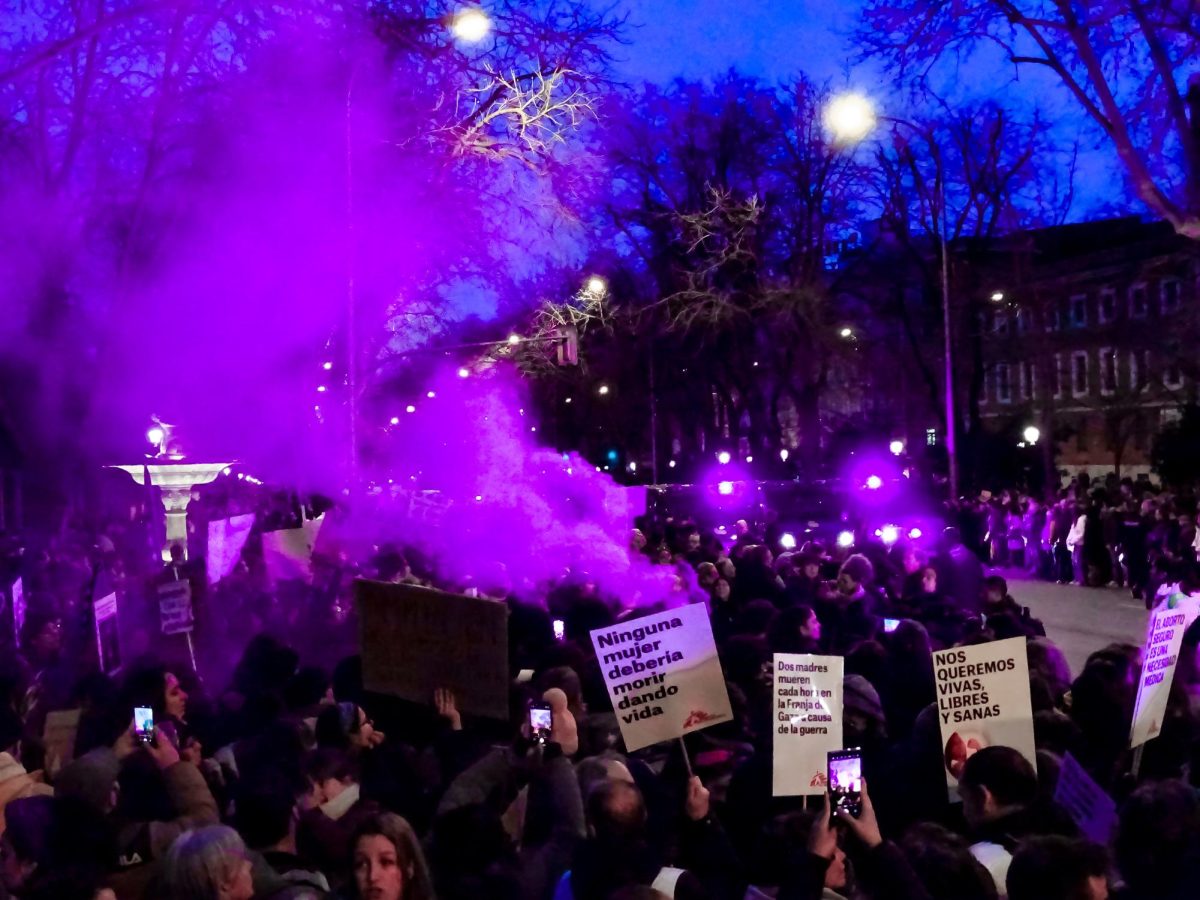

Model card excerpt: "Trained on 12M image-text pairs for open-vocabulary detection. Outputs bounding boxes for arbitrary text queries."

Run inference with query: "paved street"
[1003,576,1150,675]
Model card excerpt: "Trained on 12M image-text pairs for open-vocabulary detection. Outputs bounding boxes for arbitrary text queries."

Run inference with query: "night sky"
[606,0,1125,219]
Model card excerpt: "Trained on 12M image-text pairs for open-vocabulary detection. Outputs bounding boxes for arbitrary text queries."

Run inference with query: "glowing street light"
[824,92,877,145]
[889,439,905,456]
[1023,425,1041,444]
[451,7,491,42]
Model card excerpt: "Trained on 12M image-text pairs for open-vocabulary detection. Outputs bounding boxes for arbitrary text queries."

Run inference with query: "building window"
[1162,279,1181,314]
[1131,350,1150,391]
[1020,361,1036,401]
[1045,302,1060,332]
[1130,283,1148,318]
[925,428,937,447]
[1164,359,1184,389]
[1052,353,1064,398]
[1072,351,1089,397]
[996,363,1012,404]
[1098,288,1116,324]
[1069,294,1088,328]
[1099,348,1117,395]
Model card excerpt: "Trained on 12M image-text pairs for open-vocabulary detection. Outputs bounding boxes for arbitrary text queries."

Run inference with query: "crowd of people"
[948,474,1200,605]
[0,487,1197,900]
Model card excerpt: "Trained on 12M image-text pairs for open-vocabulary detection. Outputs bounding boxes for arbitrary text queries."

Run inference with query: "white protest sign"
[932,636,1036,791]
[591,603,732,753]
[262,514,324,583]
[93,591,121,674]
[157,579,194,635]
[207,514,255,585]
[1054,752,1117,844]
[772,653,843,796]
[1130,595,1200,747]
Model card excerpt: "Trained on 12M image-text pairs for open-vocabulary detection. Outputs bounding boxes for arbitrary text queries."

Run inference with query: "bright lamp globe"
[452,8,491,42]
[825,93,876,144]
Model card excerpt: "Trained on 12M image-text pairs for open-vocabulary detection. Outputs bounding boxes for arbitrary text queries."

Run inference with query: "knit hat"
[839,554,874,586]
[55,747,120,815]
[843,675,886,732]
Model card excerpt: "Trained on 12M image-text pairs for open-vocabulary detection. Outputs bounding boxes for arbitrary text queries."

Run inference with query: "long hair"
[350,813,436,900]
[162,826,247,900]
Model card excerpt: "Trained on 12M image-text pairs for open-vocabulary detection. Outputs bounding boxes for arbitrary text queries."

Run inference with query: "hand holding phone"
[828,748,863,818]
[134,707,155,745]
[528,702,553,745]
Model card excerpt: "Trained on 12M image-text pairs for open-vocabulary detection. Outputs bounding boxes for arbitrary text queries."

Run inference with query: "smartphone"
[553,618,566,641]
[828,748,863,817]
[882,618,900,633]
[134,706,155,745]
[528,701,553,744]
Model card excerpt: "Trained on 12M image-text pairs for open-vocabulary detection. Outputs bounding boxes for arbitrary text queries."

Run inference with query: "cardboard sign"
[356,581,509,720]
[262,515,324,583]
[1054,752,1117,844]
[932,637,1036,790]
[43,708,81,780]
[93,591,121,675]
[772,653,843,796]
[207,514,255,585]
[1130,596,1200,747]
[157,580,194,635]
[590,603,732,753]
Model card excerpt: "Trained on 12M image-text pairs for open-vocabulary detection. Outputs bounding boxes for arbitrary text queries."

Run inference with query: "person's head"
[984,575,1009,607]
[304,748,359,807]
[685,531,701,553]
[1006,836,1108,900]
[802,556,821,580]
[959,746,1037,829]
[901,546,923,575]
[1115,780,1200,894]
[350,813,434,900]
[696,562,719,589]
[316,701,379,752]
[585,778,647,845]
[162,826,254,900]
[837,554,874,596]
[921,566,938,594]
[122,665,188,722]
[234,771,302,852]
[900,822,998,900]
[21,611,61,661]
[0,796,54,894]
[798,606,820,642]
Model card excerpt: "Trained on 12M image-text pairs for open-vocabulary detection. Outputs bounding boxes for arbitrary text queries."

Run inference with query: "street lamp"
[824,92,876,145]
[826,91,959,499]
[451,7,491,42]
